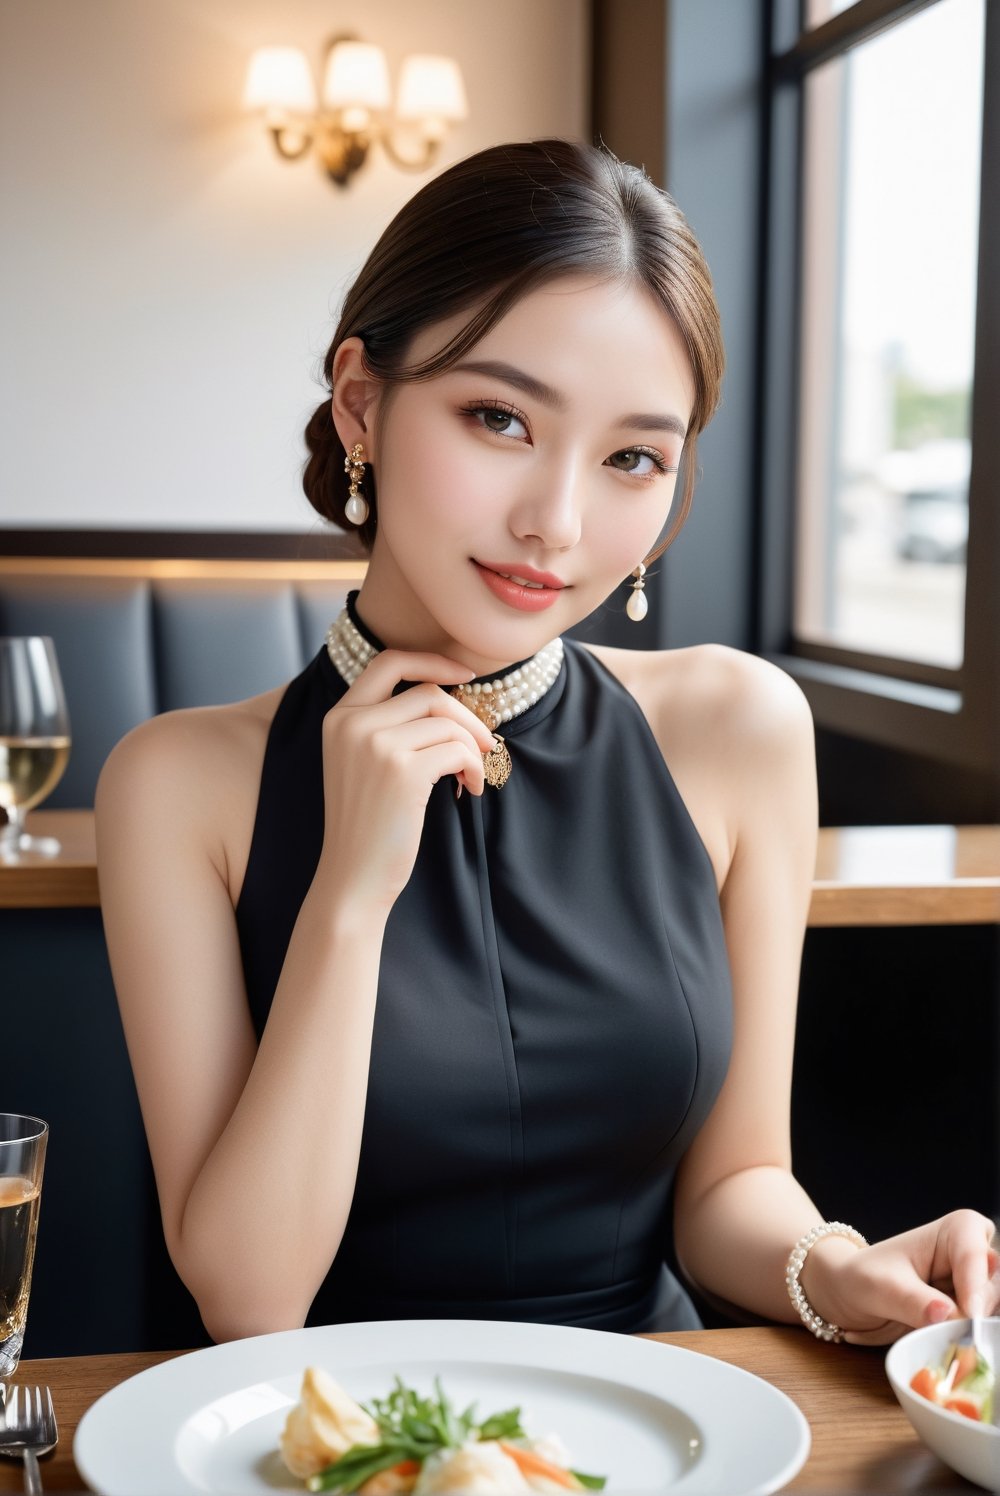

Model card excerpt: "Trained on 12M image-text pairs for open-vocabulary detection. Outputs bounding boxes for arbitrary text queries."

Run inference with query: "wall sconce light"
[243,35,468,187]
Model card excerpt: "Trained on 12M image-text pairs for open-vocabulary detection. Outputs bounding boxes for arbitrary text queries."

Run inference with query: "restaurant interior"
[0,1,997,1489]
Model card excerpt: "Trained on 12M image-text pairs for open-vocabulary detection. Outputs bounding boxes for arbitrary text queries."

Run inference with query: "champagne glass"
[0,637,71,858]
[0,1114,47,1384]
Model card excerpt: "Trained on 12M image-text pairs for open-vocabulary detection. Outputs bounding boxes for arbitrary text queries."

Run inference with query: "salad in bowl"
[885,1319,998,1491]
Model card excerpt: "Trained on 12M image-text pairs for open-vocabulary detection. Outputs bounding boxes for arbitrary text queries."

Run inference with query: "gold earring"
[344,443,369,525]
[626,562,648,622]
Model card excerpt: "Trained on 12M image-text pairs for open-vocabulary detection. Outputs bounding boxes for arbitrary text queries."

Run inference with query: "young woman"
[96,139,997,1346]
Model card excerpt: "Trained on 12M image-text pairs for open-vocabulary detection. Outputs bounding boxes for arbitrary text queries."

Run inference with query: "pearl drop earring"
[626,562,648,622]
[344,443,369,526]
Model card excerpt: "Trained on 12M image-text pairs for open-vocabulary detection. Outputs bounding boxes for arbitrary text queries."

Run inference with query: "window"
[797,1,982,669]
[758,0,998,776]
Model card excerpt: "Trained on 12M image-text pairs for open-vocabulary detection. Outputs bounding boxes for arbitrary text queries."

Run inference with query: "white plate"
[75,1319,810,1495]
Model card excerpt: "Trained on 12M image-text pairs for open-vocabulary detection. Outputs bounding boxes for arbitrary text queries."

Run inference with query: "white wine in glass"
[0,637,72,857]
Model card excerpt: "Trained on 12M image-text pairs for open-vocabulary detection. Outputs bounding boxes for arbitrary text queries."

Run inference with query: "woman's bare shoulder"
[584,640,811,748]
[582,642,815,887]
[95,683,287,898]
[99,684,284,795]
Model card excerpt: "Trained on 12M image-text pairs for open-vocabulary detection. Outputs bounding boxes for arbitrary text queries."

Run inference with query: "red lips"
[472,561,567,612]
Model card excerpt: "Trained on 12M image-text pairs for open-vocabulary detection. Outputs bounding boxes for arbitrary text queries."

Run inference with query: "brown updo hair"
[303,138,724,556]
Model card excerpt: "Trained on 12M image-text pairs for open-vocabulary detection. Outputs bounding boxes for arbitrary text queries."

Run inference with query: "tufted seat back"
[0,559,367,807]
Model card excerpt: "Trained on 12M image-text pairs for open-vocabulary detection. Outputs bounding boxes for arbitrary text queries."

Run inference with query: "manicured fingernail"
[926,1300,950,1324]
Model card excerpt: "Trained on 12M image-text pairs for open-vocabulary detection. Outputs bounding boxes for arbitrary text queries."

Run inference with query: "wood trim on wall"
[0,555,368,583]
[0,529,366,563]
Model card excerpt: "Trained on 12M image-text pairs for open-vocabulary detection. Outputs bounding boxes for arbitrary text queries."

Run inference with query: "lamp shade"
[243,47,317,112]
[322,41,392,111]
[396,55,468,124]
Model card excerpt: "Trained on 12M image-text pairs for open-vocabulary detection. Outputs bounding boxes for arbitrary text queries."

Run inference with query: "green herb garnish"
[306,1377,525,1492]
[305,1375,606,1493]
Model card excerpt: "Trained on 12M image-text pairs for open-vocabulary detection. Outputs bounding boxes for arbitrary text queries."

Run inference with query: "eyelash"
[611,447,673,479]
[461,398,528,436]
[460,399,675,480]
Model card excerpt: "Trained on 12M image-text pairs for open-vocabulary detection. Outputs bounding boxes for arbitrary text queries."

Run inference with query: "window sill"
[773,653,962,714]
[766,652,990,770]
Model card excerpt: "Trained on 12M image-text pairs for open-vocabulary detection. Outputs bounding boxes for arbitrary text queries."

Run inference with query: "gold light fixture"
[243,35,468,187]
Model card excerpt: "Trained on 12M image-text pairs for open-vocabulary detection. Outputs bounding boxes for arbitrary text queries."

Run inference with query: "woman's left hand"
[823,1210,1000,1346]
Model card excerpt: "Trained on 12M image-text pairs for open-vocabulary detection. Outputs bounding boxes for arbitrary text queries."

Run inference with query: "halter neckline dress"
[236,610,733,1332]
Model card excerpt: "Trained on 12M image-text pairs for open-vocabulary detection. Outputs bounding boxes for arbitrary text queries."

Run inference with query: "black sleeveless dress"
[236,622,733,1333]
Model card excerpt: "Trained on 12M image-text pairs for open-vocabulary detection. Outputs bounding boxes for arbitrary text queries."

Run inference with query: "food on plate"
[279,1371,607,1492]
[909,1340,995,1424]
[413,1443,529,1491]
[281,1366,381,1478]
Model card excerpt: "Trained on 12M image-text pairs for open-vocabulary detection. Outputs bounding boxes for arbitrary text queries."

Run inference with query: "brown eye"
[606,447,666,477]
[465,403,529,440]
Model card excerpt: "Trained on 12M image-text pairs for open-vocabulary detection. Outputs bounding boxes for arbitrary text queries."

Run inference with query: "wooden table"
[3,812,1000,927]
[811,823,1000,926]
[0,1328,968,1492]
[0,812,97,909]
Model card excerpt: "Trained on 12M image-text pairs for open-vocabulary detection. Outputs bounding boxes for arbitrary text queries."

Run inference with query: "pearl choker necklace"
[324,605,564,788]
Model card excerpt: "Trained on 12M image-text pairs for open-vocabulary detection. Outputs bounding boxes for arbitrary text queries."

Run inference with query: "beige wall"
[0,0,588,534]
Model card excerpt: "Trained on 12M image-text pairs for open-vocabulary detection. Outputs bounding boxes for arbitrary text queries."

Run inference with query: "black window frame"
[755,0,1000,779]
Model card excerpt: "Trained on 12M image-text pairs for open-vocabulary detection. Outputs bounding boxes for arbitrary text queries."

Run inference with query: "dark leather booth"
[0,565,364,808]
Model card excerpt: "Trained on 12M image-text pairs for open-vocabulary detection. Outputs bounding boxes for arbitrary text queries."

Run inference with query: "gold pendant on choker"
[461,697,513,789]
[483,736,512,789]
[447,637,565,791]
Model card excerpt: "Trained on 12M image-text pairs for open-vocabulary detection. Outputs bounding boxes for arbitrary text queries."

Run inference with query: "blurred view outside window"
[794,0,984,669]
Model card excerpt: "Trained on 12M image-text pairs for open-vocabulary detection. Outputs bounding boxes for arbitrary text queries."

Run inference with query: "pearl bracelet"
[785,1221,869,1342]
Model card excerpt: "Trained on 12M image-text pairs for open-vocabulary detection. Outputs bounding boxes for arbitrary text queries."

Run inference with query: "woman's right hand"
[318,650,497,911]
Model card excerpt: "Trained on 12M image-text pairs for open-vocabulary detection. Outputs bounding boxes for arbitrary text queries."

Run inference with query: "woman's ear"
[330,337,382,453]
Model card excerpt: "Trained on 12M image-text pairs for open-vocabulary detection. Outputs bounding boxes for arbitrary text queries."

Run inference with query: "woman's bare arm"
[97,652,495,1342]
[96,704,386,1341]
[668,648,820,1318]
[620,644,997,1339]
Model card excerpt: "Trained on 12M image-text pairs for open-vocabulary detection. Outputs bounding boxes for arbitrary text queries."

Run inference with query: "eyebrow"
[614,411,688,439]
[454,359,567,410]
[452,359,688,440]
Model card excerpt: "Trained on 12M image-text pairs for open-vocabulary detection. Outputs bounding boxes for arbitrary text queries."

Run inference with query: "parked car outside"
[879,439,971,564]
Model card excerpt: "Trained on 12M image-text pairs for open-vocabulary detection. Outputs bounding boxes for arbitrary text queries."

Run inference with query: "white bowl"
[885,1318,1000,1490]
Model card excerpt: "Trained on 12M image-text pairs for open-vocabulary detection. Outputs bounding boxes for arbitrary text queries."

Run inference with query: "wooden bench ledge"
[3,814,999,925]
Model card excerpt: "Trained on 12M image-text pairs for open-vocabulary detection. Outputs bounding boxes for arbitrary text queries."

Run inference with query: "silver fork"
[970,1224,999,1377]
[0,1385,58,1494]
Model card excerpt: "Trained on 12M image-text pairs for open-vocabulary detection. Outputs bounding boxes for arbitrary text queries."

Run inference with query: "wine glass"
[0,637,72,858]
